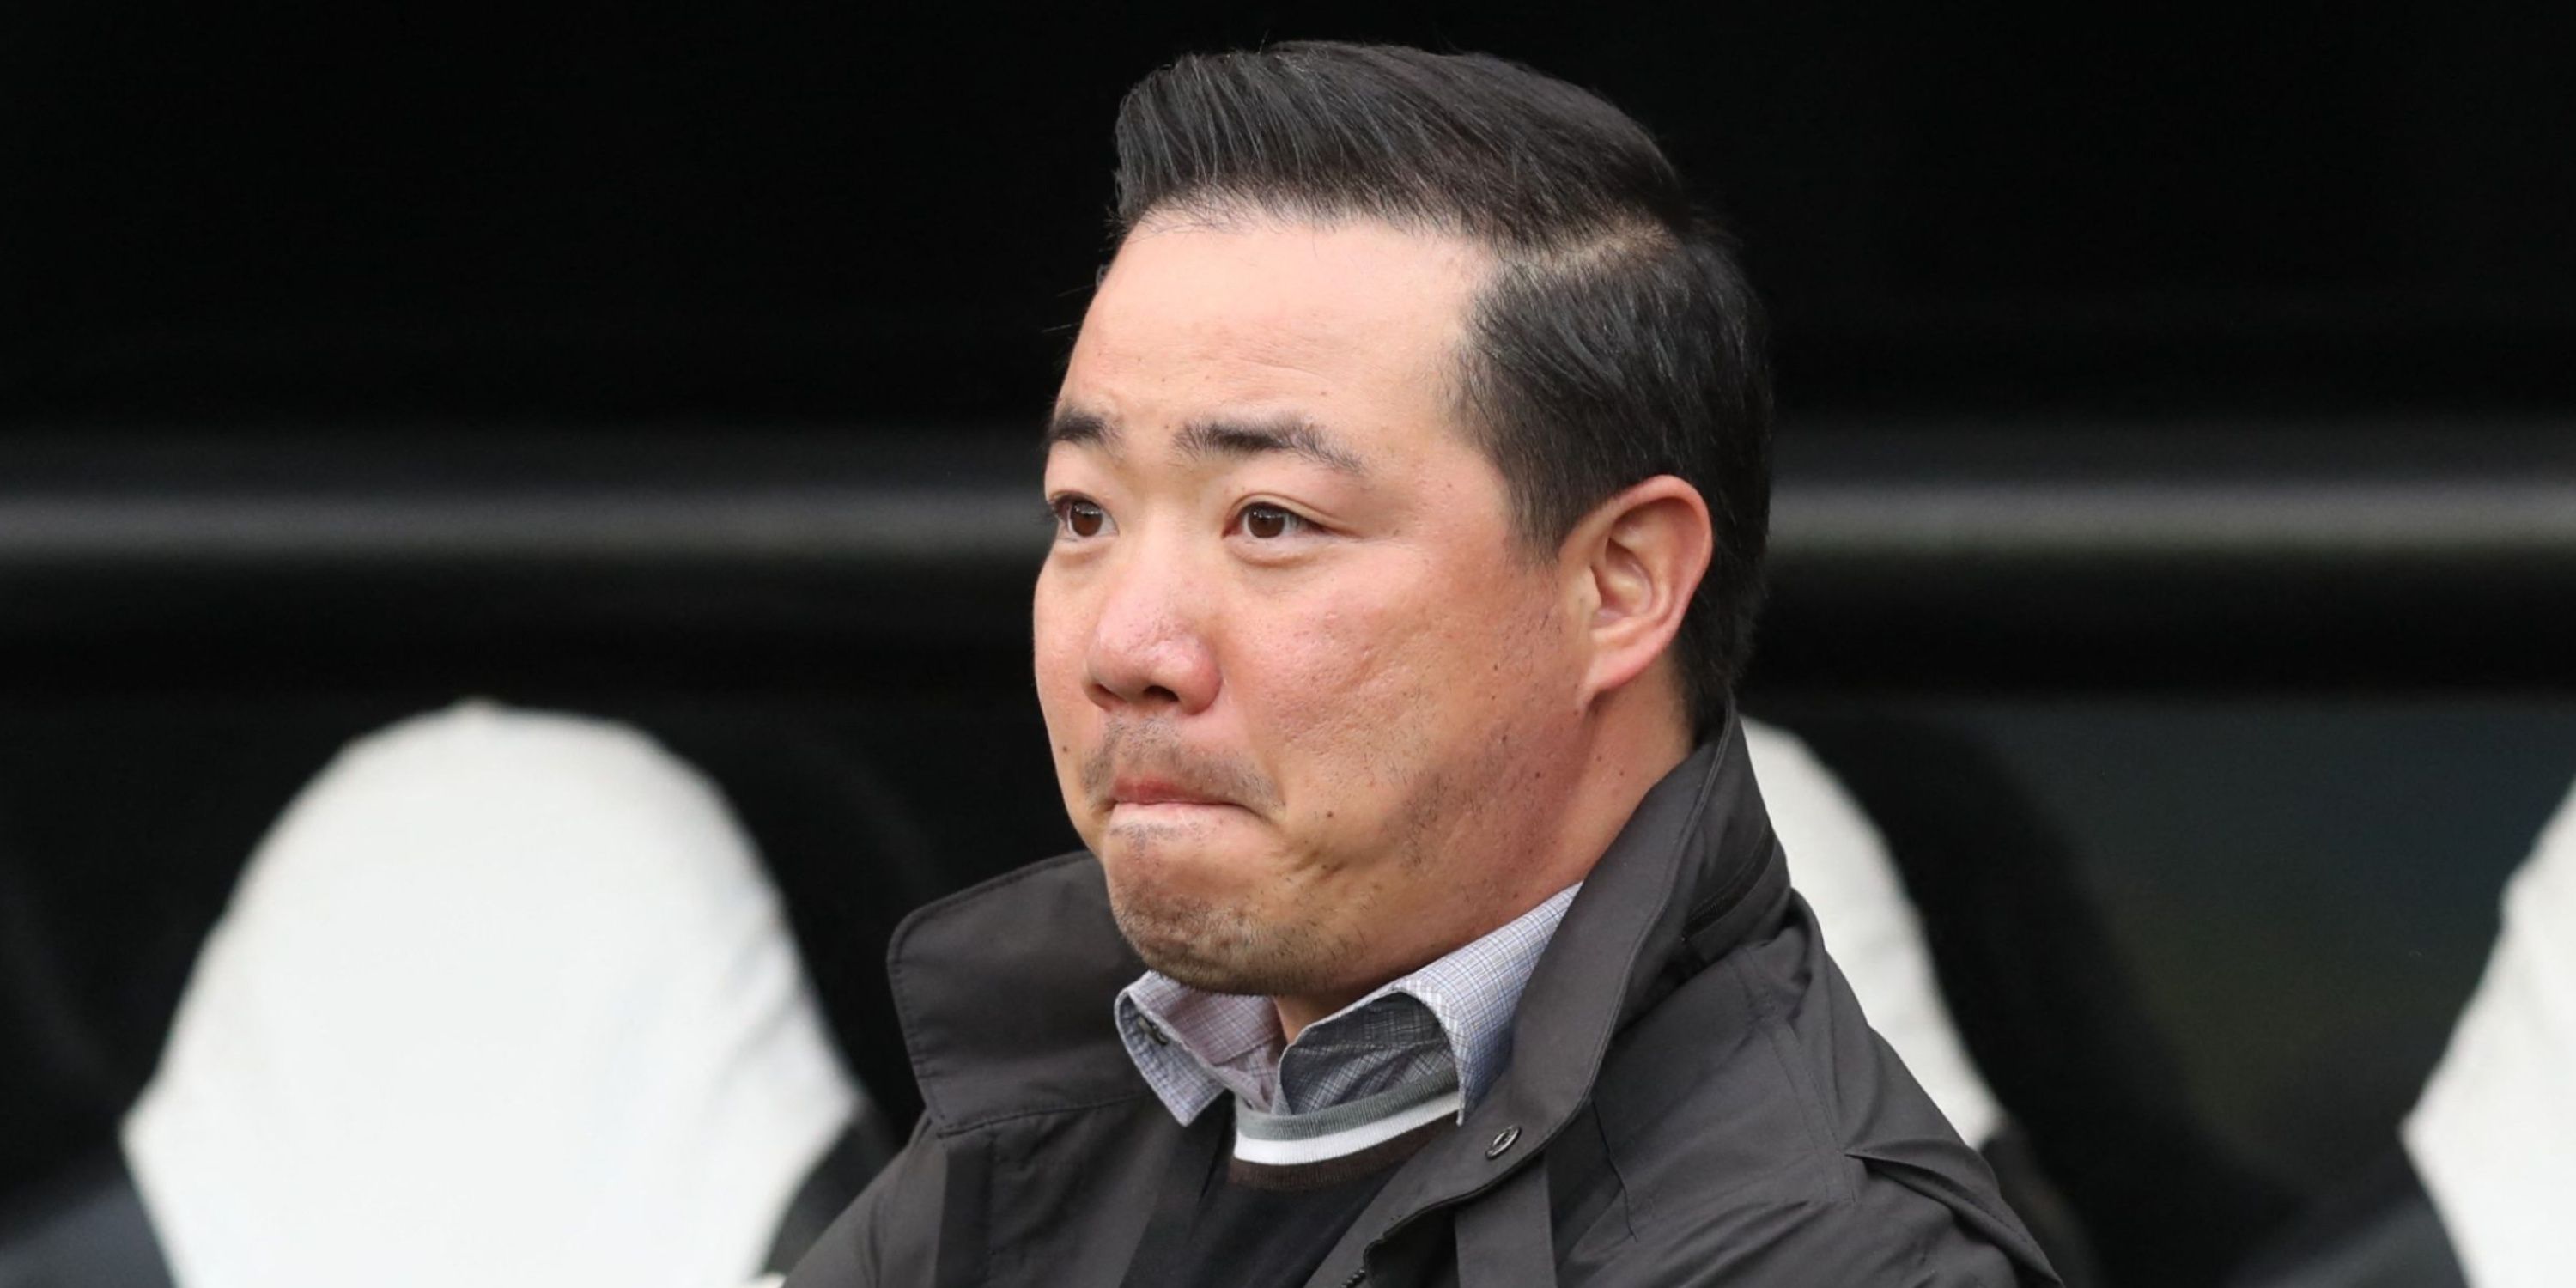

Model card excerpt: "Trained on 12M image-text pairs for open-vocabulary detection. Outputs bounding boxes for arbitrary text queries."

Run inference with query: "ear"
[1563,475,1714,708]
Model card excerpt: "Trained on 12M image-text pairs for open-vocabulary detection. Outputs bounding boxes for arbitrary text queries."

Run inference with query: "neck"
[1273,994,1341,1044]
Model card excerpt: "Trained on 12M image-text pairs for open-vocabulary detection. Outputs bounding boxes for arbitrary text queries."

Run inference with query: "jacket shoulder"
[784,1117,944,1288]
[1571,903,2057,1285]
[1561,1183,2037,1287]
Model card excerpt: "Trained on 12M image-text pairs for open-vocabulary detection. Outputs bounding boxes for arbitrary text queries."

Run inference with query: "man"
[790,42,2057,1288]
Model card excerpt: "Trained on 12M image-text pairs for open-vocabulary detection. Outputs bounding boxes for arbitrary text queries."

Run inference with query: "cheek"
[1236,595,1406,761]
[1032,569,1091,697]
[1031,580,1098,772]
[1236,559,1555,802]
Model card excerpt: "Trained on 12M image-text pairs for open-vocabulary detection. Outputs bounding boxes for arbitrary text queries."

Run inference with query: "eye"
[1236,503,1310,540]
[1051,496,1112,540]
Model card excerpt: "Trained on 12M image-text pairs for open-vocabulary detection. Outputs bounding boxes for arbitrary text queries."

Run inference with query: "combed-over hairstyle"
[1109,41,1771,736]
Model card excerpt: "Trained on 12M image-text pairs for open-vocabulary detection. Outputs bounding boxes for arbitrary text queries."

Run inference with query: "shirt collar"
[1115,883,1581,1126]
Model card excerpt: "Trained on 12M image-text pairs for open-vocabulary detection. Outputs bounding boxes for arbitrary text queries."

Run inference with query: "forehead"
[1059,215,1492,456]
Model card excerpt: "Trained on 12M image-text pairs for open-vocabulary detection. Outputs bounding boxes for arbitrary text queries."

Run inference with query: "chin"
[1093,807,1266,900]
[1101,853,1341,999]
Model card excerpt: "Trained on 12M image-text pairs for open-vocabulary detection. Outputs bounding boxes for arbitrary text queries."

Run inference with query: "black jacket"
[787,716,2061,1287]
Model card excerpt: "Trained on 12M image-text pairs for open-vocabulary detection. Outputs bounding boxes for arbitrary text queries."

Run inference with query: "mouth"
[1110,776,1238,810]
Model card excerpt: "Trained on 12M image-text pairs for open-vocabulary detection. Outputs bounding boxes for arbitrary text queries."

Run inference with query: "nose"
[1083,546,1221,716]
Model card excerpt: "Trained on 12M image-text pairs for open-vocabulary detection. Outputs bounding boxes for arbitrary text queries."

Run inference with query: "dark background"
[3,4,2572,1285]
[8,3,2574,422]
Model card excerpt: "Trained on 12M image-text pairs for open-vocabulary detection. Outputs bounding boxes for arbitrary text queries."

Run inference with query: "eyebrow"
[1176,415,1368,477]
[1042,406,1118,454]
[1043,406,1369,478]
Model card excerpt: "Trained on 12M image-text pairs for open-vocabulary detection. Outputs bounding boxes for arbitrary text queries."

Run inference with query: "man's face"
[1035,212,1593,1007]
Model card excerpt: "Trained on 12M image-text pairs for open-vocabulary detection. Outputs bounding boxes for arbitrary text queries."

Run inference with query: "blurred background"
[3,3,2573,1285]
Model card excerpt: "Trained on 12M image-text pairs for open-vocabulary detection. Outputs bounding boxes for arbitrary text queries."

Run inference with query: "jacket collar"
[1301,709,1789,1285]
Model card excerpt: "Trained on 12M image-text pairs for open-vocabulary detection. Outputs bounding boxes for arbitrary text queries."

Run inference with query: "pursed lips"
[1109,776,1241,811]
[1079,730,1279,815]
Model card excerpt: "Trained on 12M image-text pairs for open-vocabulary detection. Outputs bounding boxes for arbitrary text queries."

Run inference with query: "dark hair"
[1109,41,1771,737]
